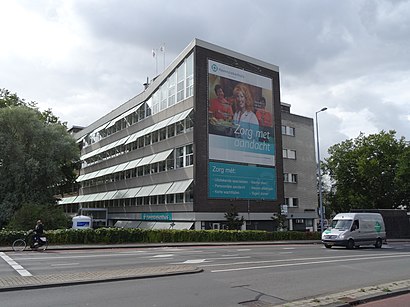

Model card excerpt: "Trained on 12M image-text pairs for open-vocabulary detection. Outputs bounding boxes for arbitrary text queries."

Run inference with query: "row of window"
[79,189,194,208]
[84,53,194,147]
[83,113,193,168]
[82,145,194,188]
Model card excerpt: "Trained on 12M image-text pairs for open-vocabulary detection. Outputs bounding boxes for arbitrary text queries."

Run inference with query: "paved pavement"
[0,241,409,306]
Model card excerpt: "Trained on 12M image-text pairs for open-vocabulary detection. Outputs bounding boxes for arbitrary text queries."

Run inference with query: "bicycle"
[12,231,48,252]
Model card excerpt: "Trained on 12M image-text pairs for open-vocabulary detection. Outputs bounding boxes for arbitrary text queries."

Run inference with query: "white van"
[321,213,386,249]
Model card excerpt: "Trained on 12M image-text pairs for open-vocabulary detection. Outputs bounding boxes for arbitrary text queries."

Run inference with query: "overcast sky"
[1,0,409,157]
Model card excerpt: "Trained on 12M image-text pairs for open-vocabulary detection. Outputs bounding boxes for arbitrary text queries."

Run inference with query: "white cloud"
[0,0,409,156]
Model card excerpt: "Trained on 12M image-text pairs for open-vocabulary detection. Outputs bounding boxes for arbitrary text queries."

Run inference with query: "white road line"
[50,263,80,267]
[211,253,410,273]
[183,259,207,264]
[0,252,32,276]
[151,254,174,258]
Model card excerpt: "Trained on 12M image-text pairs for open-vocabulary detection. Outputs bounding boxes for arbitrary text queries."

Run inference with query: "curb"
[0,266,203,292]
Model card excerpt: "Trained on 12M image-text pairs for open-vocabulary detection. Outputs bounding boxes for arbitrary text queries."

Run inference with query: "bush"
[0,228,321,246]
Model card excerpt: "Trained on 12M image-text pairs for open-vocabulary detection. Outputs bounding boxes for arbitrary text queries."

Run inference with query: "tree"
[0,91,80,227]
[271,213,287,231]
[224,205,244,230]
[0,88,66,126]
[7,203,72,230]
[323,131,410,213]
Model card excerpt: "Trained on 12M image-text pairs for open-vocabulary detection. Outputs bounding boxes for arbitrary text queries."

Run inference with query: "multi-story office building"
[281,103,318,231]
[60,39,318,231]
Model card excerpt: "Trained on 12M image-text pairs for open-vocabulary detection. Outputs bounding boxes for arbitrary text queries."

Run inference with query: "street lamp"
[315,107,327,232]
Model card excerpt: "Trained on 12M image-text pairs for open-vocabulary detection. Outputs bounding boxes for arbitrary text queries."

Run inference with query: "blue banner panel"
[208,162,277,200]
[141,212,172,221]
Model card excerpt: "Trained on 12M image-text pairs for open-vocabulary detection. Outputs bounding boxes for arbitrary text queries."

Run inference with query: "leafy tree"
[0,88,66,126]
[224,205,244,230]
[7,203,72,231]
[0,91,80,227]
[271,213,288,231]
[323,131,409,213]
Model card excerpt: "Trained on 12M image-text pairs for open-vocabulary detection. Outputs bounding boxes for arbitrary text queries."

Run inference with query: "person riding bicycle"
[31,219,44,247]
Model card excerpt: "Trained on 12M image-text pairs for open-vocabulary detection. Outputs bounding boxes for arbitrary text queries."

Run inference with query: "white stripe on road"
[0,252,32,276]
[211,253,410,273]
[50,263,80,267]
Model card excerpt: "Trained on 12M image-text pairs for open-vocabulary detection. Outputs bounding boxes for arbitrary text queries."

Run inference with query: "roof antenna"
[143,76,149,90]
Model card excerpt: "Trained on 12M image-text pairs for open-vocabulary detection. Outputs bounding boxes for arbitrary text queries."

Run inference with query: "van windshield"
[331,219,352,230]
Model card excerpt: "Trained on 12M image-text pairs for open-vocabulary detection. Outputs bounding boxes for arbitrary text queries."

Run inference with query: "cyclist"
[31,219,44,247]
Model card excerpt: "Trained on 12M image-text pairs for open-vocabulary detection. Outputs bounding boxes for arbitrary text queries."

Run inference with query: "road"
[1,242,410,306]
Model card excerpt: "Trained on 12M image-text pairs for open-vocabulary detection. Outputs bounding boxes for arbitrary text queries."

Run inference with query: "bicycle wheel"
[12,239,27,252]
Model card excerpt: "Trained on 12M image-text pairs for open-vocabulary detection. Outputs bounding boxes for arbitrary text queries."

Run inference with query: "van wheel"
[375,238,382,248]
[346,239,355,249]
[324,244,332,249]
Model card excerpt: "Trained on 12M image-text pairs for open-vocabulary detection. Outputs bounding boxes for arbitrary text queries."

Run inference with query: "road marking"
[236,249,251,251]
[151,254,174,258]
[0,252,32,276]
[211,253,410,273]
[50,263,80,267]
[183,259,207,264]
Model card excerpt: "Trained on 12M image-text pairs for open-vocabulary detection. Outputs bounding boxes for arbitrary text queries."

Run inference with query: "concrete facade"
[281,103,318,231]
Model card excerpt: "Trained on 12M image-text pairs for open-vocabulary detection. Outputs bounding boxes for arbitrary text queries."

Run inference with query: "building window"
[185,144,194,166]
[166,194,174,204]
[176,64,185,102]
[167,124,175,138]
[150,195,157,205]
[143,165,150,176]
[176,120,184,135]
[159,127,167,141]
[176,147,184,168]
[282,125,295,136]
[152,91,160,115]
[185,113,194,130]
[176,193,184,203]
[144,134,151,146]
[158,195,166,204]
[152,130,159,143]
[285,197,299,207]
[168,72,176,107]
[166,151,175,170]
[284,173,298,183]
[185,53,194,98]
[138,137,144,148]
[283,149,296,159]
[158,160,166,172]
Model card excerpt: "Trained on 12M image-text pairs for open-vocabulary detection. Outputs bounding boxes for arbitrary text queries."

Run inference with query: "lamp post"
[315,107,327,232]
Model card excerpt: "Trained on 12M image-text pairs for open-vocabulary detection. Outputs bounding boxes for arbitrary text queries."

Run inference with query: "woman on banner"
[209,84,233,121]
[232,83,260,140]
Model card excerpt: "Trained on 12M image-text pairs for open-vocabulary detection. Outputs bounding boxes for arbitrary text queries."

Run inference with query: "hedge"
[0,228,321,246]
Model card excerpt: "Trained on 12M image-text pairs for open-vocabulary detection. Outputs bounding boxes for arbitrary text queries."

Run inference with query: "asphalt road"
[1,242,410,306]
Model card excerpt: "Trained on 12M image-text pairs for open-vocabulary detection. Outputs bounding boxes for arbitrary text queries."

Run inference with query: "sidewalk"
[0,265,202,292]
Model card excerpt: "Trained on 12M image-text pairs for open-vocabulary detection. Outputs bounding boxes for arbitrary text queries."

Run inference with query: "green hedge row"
[0,228,321,246]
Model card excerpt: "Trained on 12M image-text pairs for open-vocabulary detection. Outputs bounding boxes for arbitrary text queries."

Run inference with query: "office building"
[60,39,318,231]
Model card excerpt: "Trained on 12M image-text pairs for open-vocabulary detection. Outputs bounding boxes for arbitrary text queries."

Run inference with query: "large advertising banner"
[209,162,277,200]
[208,60,277,200]
[208,60,275,166]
